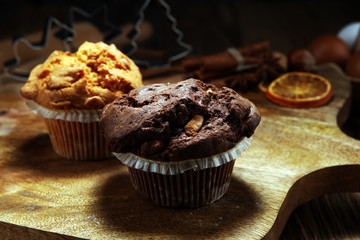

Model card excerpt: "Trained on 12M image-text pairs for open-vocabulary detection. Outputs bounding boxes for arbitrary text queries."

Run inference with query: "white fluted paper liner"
[113,136,252,175]
[26,100,102,123]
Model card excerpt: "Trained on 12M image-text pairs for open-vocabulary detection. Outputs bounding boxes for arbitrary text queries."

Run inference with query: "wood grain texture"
[0,64,360,240]
[280,192,360,239]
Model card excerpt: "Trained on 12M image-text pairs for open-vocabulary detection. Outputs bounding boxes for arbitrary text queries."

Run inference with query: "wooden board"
[1,64,360,240]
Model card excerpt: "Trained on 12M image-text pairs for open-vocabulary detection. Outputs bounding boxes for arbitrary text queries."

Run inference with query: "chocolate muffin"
[100,78,260,207]
[100,78,260,161]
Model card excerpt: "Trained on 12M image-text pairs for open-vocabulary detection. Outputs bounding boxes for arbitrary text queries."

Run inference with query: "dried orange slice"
[265,72,333,108]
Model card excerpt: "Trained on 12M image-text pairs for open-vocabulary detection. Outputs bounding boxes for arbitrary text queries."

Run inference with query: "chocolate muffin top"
[100,78,261,162]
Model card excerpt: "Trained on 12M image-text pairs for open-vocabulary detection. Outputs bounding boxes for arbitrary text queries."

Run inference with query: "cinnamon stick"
[237,41,270,56]
[181,41,270,73]
[192,54,266,81]
[200,55,263,72]
[181,57,204,72]
[192,69,231,80]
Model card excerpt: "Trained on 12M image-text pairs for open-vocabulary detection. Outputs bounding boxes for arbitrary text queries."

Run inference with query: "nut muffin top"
[20,41,142,109]
[100,78,261,162]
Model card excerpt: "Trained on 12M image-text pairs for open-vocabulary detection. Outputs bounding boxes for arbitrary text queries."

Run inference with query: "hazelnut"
[185,115,204,135]
[288,48,316,72]
[85,96,106,108]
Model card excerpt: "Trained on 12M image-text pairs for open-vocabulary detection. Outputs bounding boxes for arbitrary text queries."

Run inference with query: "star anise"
[256,51,286,87]
[224,71,259,92]
[224,51,286,92]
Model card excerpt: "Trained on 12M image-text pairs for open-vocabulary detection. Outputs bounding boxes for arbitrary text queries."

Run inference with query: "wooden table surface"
[1,63,360,240]
[1,1,360,239]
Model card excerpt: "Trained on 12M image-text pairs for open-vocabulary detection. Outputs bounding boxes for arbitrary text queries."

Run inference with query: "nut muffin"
[21,41,142,160]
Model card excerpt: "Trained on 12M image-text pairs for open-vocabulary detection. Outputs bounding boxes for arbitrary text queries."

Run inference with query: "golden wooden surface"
[0,64,360,240]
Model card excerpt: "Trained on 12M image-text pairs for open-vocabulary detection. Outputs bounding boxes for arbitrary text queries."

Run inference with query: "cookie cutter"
[63,4,123,52]
[3,17,75,82]
[3,4,123,82]
[3,1,192,81]
[127,0,192,67]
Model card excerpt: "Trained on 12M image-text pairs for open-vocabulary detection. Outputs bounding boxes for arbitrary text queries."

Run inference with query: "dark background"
[0,0,358,56]
[1,1,360,239]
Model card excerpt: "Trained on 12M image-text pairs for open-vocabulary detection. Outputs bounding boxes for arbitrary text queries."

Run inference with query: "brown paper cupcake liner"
[43,118,111,160]
[127,160,235,207]
[26,100,111,161]
[113,138,252,207]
